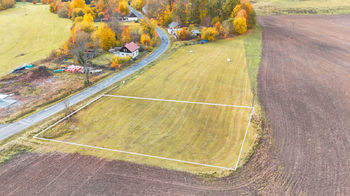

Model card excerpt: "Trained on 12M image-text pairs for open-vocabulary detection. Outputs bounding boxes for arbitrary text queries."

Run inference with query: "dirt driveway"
[0,15,349,195]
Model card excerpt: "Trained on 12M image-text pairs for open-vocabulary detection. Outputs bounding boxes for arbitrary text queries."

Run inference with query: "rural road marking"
[104,95,253,109]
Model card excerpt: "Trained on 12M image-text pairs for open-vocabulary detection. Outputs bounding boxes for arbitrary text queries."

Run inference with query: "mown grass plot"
[41,96,252,170]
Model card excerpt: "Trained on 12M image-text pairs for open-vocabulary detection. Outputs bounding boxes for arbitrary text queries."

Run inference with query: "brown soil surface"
[0,66,109,123]
[1,15,350,195]
[16,66,52,83]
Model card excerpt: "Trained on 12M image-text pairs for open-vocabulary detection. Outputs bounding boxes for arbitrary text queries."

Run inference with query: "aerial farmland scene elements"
[0,0,349,195]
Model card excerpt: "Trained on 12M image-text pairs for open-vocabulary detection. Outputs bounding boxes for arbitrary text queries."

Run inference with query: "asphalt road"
[0,7,170,141]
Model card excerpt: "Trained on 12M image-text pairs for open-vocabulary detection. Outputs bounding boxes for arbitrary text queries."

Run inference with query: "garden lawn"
[39,35,260,174]
[0,3,71,77]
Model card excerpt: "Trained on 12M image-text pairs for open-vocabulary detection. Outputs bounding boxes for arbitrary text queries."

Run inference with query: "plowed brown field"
[1,15,350,195]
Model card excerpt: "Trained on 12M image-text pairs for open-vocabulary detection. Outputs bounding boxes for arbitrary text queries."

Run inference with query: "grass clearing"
[121,21,142,34]
[253,0,350,15]
[0,3,71,77]
[37,33,261,174]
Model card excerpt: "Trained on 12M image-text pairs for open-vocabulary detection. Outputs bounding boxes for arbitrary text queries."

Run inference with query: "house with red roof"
[119,42,140,59]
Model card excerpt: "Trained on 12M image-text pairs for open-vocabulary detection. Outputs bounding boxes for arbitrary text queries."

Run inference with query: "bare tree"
[70,31,92,85]
[108,18,122,40]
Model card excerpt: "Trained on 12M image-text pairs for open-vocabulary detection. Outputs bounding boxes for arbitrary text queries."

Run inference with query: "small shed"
[119,42,140,58]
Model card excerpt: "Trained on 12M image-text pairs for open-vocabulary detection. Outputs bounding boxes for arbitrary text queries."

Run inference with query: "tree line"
[135,0,256,40]
[47,0,158,74]
[0,0,15,10]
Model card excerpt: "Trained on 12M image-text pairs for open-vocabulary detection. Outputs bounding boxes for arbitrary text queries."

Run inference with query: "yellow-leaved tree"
[93,23,117,50]
[201,27,219,41]
[119,0,129,16]
[131,0,143,11]
[157,5,172,26]
[70,0,86,9]
[215,21,224,36]
[233,17,247,34]
[140,33,153,51]
[121,26,131,43]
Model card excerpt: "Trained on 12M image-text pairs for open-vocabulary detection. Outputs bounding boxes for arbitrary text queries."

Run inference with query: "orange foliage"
[121,26,131,43]
[215,21,224,35]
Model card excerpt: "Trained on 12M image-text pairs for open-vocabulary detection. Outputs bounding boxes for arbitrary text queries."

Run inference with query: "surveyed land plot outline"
[34,94,254,171]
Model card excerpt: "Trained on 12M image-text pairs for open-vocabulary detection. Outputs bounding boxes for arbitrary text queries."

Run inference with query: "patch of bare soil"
[0,66,109,123]
[0,15,350,195]
[15,66,52,83]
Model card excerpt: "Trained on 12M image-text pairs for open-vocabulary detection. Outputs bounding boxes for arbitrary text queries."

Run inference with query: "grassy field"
[253,0,350,15]
[0,3,71,77]
[37,32,261,174]
[121,21,142,34]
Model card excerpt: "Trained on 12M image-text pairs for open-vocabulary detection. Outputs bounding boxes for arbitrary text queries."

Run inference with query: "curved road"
[0,7,170,140]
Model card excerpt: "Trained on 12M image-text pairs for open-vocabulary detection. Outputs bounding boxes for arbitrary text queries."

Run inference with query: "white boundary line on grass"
[33,94,253,171]
[103,95,253,109]
[34,137,235,170]
[234,107,255,170]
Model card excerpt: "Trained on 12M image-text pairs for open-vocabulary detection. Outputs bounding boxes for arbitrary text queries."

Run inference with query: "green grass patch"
[253,0,350,15]
[243,26,262,95]
[90,53,114,66]
[0,3,71,76]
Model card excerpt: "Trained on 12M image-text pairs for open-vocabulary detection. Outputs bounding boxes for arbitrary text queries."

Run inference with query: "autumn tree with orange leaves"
[121,26,131,44]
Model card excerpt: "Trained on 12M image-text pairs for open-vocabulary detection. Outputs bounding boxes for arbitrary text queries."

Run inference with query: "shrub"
[49,2,55,13]
[72,8,85,19]
[233,17,247,34]
[215,21,224,36]
[201,27,219,41]
[110,56,131,69]
[211,16,220,25]
[223,19,234,37]
[58,5,68,18]
[176,27,192,41]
